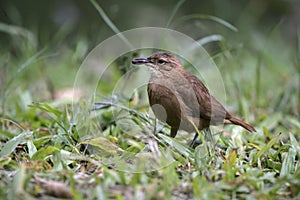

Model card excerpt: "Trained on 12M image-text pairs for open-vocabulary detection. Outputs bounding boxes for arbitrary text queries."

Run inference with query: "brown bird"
[132,52,256,146]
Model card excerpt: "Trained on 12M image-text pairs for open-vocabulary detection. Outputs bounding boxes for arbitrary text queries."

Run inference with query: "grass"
[0,1,300,199]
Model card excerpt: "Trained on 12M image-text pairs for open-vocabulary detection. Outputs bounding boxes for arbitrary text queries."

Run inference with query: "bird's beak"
[132,58,151,65]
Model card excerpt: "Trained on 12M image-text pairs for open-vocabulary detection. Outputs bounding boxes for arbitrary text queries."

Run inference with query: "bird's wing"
[179,72,228,124]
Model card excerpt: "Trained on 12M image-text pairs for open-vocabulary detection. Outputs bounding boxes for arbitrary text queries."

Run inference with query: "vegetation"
[0,0,299,199]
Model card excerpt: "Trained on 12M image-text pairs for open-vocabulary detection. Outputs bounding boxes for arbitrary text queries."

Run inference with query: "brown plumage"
[132,52,256,146]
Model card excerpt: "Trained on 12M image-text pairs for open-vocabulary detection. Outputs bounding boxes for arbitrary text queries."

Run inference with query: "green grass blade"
[0,131,29,157]
[27,140,37,158]
[280,147,296,177]
[90,0,132,48]
[31,146,59,160]
[4,48,46,93]
[255,133,281,161]
[289,132,300,157]
[196,34,224,46]
[174,14,238,32]
[166,0,186,28]
[0,22,37,48]
[158,133,193,159]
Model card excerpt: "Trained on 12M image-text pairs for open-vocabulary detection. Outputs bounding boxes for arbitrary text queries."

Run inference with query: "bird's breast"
[147,78,198,131]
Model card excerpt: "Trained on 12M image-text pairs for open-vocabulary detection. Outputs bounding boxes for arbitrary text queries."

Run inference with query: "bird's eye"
[158,59,166,64]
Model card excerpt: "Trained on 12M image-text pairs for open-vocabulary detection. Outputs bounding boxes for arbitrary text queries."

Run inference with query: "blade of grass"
[0,22,37,48]
[93,102,153,125]
[158,133,193,159]
[280,146,296,177]
[254,133,281,162]
[3,48,46,94]
[255,20,284,108]
[31,146,59,160]
[183,34,224,55]
[166,0,186,28]
[29,103,68,134]
[174,14,238,32]
[0,131,30,157]
[1,48,46,116]
[90,0,132,48]
[255,54,262,107]
[289,133,300,157]
[197,34,224,46]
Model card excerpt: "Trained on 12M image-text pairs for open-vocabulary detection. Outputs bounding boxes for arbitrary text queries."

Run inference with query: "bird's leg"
[204,128,213,142]
[189,128,214,148]
[203,128,216,156]
[189,133,198,147]
[153,118,157,135]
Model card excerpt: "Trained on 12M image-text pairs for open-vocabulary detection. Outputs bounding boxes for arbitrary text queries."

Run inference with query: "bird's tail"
[229,117,256,132]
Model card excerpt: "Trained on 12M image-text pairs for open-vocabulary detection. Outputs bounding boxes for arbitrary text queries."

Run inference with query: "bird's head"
[132,52,184,74]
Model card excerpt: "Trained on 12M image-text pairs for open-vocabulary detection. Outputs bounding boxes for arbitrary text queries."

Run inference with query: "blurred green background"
[1,0,299,43]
